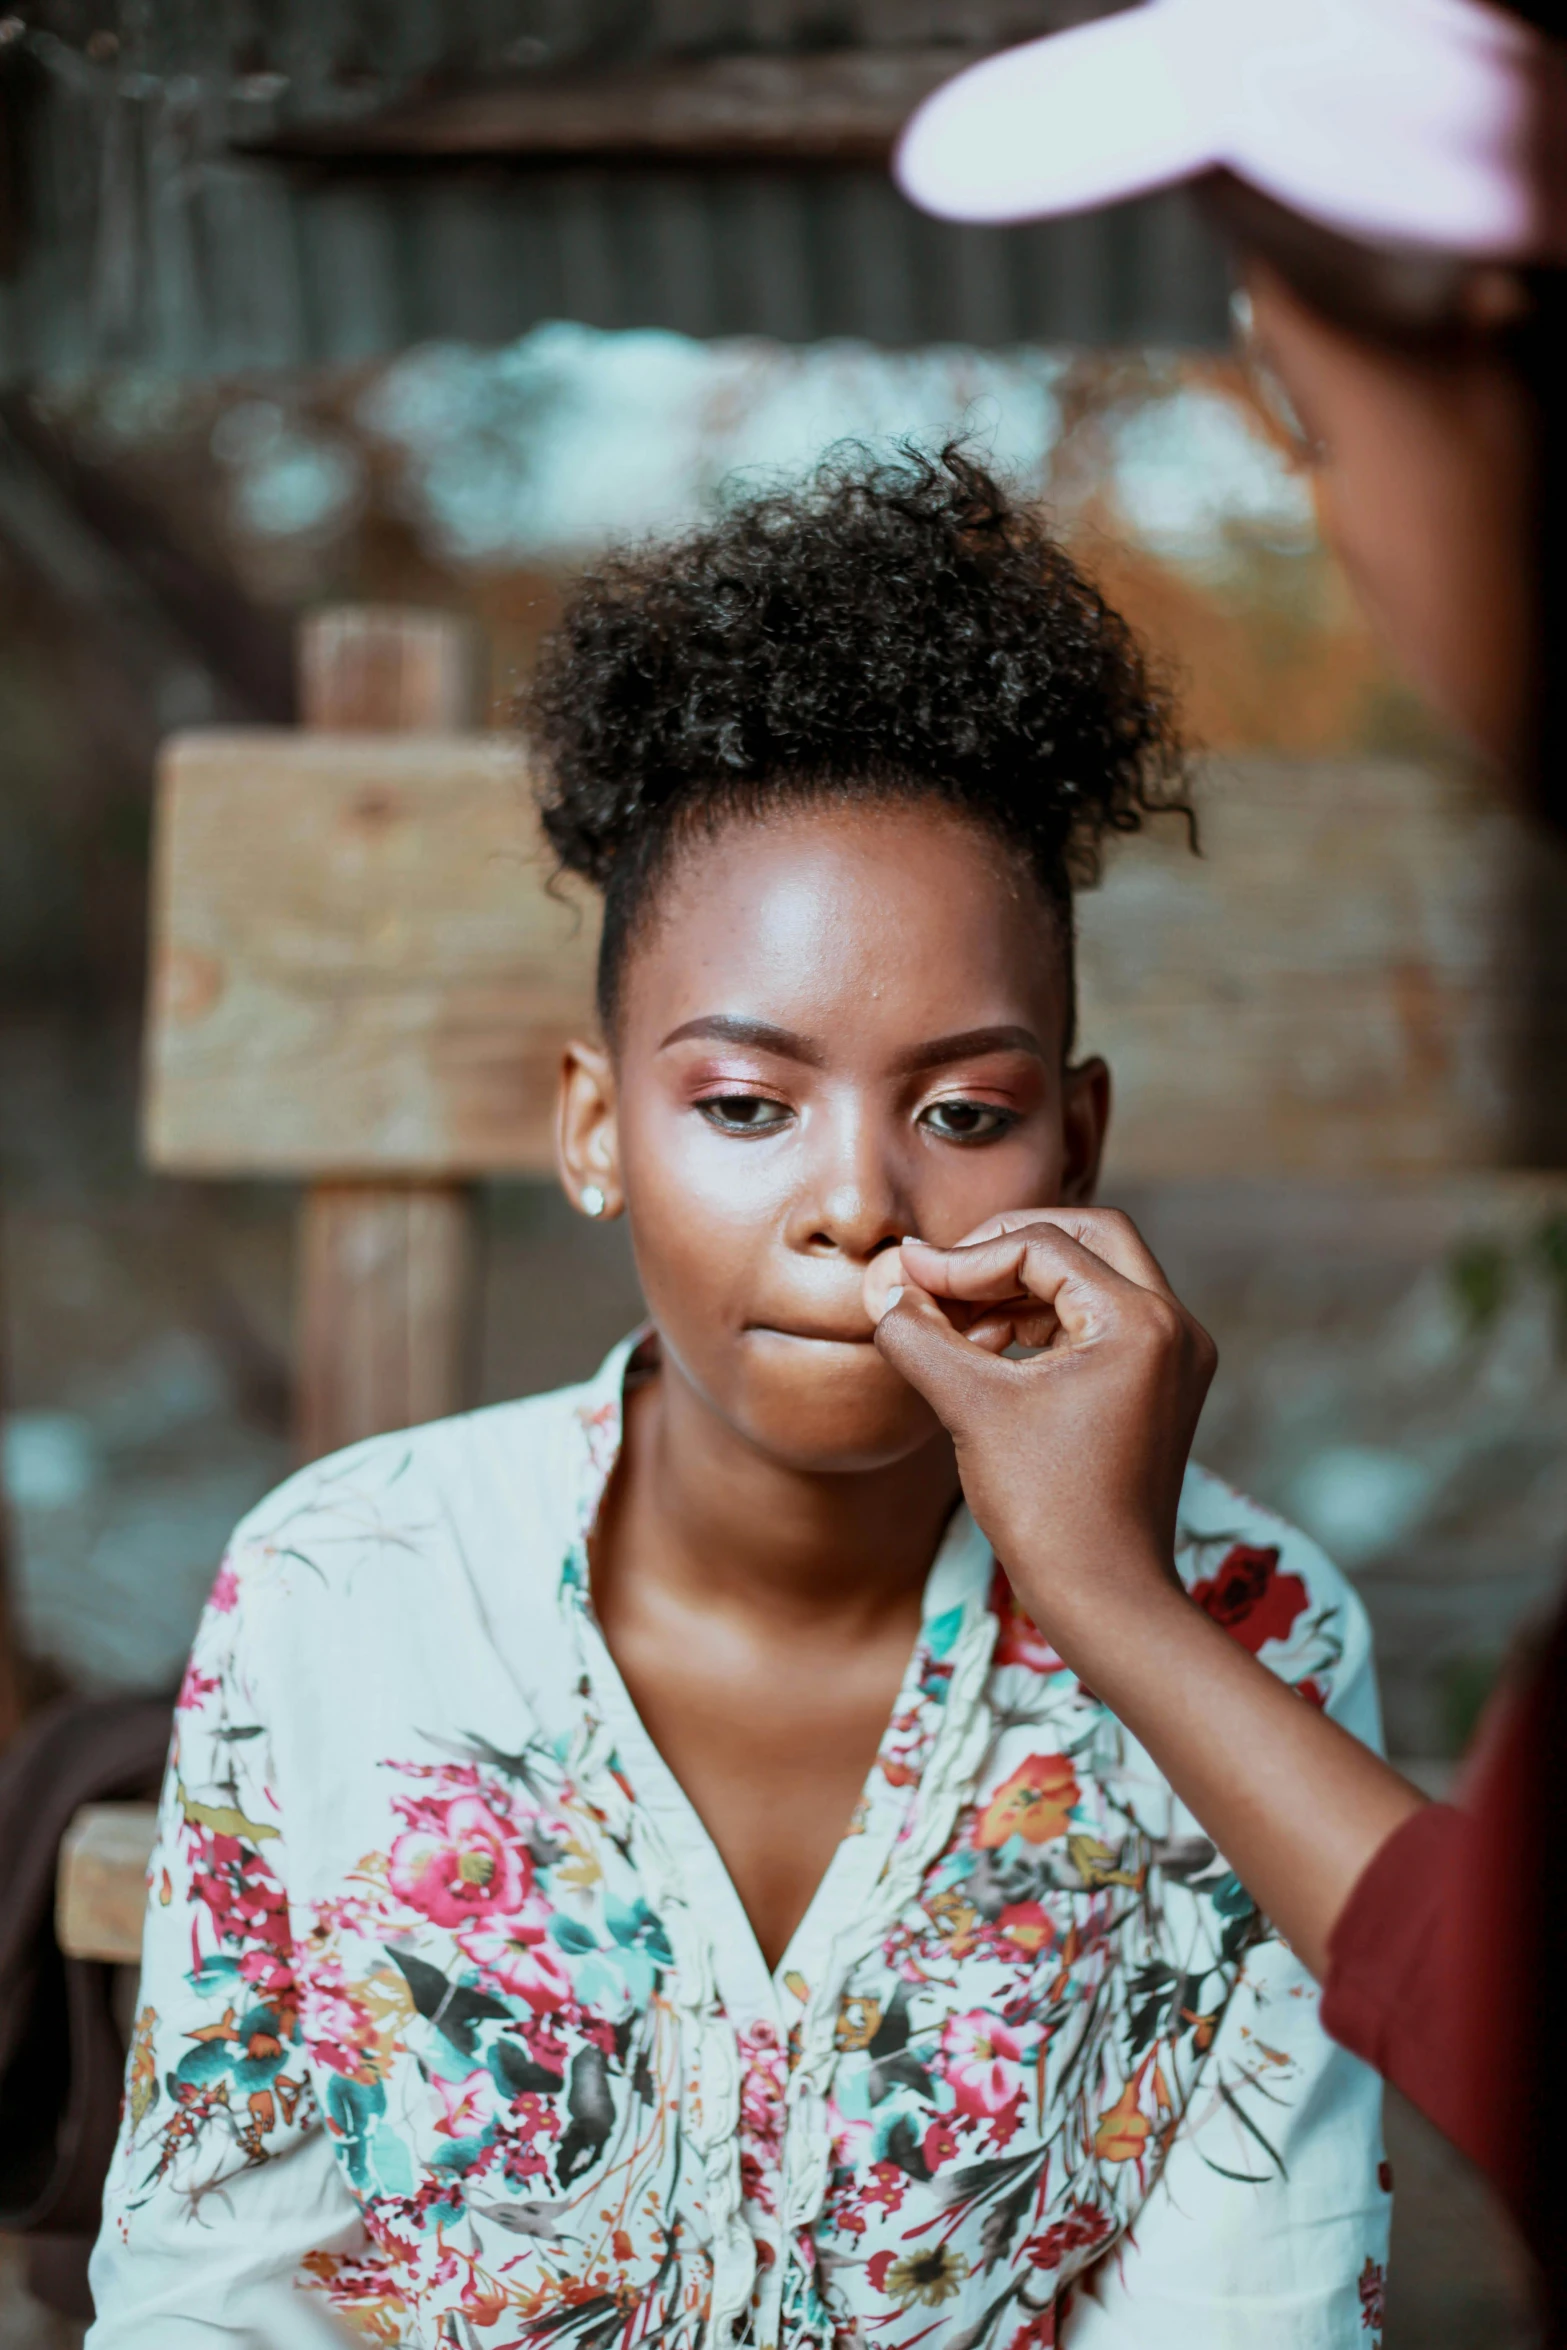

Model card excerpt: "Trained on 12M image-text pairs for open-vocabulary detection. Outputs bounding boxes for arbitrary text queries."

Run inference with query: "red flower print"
[989,1566,1064,1673]
[1188,1544,1309,1656]
[862,2160,907,2212]
[1007,2313,1056,2350]
[1359,2256,1386,2338]
[922,2118,960,2172]
[977,1754,1079,1850]
[388,1794,530,1929]
[866,2250,896,2293]
[1025,2203,1112,2271]
[942,2010,1025,2116]
[189,1832,296,2005]
[996,1901,1056,1960]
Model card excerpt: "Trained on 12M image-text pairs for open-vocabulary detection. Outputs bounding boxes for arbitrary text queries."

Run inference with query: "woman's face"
[1241,255,1537,777]
[557,799,1108,1475]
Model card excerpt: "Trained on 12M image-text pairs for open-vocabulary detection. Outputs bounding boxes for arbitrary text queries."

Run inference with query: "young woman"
[89,452,1389,2348]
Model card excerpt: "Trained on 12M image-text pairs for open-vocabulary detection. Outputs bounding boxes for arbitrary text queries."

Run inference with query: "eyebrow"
[658,1015,825,1063]
[656,1016,1045,1071]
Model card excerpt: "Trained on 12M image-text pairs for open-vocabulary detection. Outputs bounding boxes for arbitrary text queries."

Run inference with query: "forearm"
[1014,1550,1426,1977]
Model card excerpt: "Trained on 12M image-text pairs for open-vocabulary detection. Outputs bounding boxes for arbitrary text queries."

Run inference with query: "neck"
[602,1355,962,1635]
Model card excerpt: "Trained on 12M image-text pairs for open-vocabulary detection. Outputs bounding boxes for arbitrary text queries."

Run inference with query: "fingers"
[871,1278,1013,1421]
[898,1224,1142,1350]
[862,1246,909,1328]
[912,1206,1177,1301]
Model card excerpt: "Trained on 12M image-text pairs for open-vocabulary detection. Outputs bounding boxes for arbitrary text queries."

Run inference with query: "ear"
[556,1039,624,1220]
[1059,1055,1110,1204]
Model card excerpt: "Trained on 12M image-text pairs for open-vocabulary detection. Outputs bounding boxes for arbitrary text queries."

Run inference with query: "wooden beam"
[290,609,490,1460]
[246,46,985,168]
[57,1802,159,1966]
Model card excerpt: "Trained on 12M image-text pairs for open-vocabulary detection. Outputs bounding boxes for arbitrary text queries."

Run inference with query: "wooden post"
[294,608,480,1462]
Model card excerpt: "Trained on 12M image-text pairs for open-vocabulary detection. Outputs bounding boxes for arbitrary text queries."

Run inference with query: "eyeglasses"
[1229,288,1327,470]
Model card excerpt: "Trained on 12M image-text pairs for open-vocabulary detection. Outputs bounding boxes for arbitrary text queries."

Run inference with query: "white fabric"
[896,0,1567,260]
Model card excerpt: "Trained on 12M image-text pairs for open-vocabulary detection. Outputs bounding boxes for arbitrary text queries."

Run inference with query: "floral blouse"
[90,1333,1390,2350]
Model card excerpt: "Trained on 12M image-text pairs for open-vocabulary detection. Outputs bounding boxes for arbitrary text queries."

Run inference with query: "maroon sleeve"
[1322,1602,1567,2278]
[1320,1800,1479,2161]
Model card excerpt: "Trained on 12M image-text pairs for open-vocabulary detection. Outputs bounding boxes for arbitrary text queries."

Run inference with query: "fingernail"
[874,1286,904,1322]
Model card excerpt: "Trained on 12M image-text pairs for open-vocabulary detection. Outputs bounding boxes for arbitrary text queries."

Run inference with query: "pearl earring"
[580,1184,607,1219]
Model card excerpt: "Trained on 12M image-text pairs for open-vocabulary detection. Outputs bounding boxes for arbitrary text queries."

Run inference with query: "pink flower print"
[433,2067,501,2141]
[208,1560,240,1614]
[177,1660,220,1714]
[237,1945,297,2000]
[388,1794,530,1930]
[456,1919,572,2013]
[303,1962,379,2078]
[922,2118,960,2172]
[736,2018,788,2214]
[941,2010,1025,2117]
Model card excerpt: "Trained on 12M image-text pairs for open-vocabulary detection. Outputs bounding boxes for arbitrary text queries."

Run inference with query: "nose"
[788,1098,909,1264]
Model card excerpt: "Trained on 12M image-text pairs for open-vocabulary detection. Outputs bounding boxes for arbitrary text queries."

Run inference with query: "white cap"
[896,0,1567,262]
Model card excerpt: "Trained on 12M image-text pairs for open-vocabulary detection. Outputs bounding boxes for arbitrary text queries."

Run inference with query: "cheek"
[615,1104,782,1334]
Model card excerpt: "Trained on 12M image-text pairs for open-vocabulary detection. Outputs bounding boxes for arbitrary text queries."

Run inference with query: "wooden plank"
[143,728,599,1177]
[1080,757,1556,1179]
[249,48,986,168]
[144,746,1563,1181]
[57,1802,159,1966]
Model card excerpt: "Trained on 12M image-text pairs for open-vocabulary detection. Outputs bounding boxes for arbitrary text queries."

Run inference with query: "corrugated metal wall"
[0,0,1229,378]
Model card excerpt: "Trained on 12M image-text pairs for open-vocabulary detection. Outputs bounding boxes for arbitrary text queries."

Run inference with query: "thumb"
[872,1278,1004,1431]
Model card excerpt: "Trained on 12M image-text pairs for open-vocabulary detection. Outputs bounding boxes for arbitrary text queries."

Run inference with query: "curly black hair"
[527,443,1189,1042]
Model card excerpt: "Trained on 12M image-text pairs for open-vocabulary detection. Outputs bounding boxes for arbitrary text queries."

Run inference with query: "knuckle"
[1133,1293,1184,1351]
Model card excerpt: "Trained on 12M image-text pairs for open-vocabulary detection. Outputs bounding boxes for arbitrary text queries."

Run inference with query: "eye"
[920,1099,1019,1145]
[696,1093,792,1136]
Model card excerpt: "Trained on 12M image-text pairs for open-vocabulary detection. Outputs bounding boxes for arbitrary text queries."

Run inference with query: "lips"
[745,1321,877,1346]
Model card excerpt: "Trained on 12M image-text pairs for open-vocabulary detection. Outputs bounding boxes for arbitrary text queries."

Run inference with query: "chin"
[729,1330,941,1473]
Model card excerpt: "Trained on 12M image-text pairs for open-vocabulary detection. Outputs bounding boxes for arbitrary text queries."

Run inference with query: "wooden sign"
[144,737,1562,1184]
[144,728,599,1178]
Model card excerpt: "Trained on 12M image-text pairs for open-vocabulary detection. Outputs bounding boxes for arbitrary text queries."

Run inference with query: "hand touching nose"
[863,1208,1217,1621]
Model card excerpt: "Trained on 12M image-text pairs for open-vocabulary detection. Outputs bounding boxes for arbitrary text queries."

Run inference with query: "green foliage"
[1535,1214,1567,1356]
[1446,1237,1512,1336]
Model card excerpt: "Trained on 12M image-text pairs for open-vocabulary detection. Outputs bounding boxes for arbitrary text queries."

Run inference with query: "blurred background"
[0,0,1559,2340]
